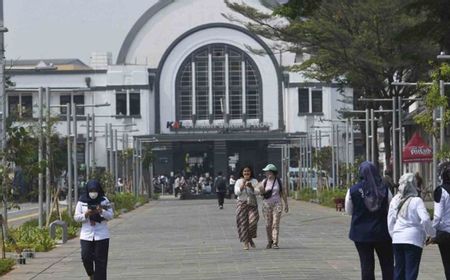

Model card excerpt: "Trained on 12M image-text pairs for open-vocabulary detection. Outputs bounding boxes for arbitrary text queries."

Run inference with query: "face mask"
[89,192,98,200]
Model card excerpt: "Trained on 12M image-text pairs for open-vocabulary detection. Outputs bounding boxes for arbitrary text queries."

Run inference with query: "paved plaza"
[3,197,446,280]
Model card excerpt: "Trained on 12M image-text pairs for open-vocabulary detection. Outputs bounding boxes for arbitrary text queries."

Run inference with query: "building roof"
[6,58,91,71]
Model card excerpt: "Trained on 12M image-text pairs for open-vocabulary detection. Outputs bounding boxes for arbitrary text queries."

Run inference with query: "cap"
[262,164,278,172]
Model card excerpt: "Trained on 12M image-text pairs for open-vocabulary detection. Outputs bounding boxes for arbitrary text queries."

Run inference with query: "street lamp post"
[38,88,44,228]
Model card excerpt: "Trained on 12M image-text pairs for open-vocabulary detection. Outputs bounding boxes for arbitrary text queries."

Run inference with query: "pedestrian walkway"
[3,198,446,279]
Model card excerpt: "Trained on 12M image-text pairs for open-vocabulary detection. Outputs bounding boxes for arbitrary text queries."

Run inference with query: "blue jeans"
[393,244,422,280]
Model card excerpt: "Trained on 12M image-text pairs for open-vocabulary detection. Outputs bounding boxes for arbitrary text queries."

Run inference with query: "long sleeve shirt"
[433,188,450,233]
[234,178,259,202]
[74,197,114,241]
[388,195,435,248]
[388,194,435,248]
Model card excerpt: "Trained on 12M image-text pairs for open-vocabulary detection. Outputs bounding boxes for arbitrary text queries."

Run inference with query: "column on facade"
[191,60,196,124]
[224,52,230,123]
[241,60,246,122]
[208,52,213,123]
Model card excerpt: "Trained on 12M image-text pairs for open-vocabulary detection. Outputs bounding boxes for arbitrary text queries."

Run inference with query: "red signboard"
[402,132,432,163]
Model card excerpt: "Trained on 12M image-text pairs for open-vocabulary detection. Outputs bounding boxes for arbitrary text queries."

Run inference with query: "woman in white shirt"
[74,180,114,280]
[433,163,450,279]
[388,173,434,280]
[234,165,260,250]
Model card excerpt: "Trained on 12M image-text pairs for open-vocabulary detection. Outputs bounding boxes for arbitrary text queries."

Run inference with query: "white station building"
[7,0,353,178]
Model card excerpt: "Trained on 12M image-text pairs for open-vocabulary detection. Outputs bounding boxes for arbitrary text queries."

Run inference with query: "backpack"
[262,177,283,199]
[214,176,227,192]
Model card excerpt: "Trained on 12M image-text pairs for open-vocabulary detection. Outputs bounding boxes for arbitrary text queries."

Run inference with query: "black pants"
[393,244,422,280]
[217,192,225,207]
[355,241,394,280]
[81,239,109,280]
[438,242,450,279]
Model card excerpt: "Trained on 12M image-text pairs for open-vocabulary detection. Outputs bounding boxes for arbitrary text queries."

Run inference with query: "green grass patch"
[0,258,15,276]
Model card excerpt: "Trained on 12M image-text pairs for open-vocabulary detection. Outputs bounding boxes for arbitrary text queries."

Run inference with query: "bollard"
[49,220,68,244]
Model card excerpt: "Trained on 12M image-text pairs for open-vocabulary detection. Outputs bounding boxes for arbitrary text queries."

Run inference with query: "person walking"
[74,179,113,280]
[259,164,288,249]
[234,165,260,250]
[214,171,227,209]
[388,173,434,280]
[433,162,450,279]
[345,161,394,280]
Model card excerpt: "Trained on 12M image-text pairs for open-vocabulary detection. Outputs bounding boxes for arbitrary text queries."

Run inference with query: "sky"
[5,0,158,64]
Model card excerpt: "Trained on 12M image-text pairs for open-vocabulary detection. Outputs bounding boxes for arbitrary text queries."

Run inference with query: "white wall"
[124,0,275,66]
[9,65,152,168]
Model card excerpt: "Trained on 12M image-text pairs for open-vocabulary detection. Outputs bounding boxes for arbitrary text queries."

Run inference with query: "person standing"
[228,174,236,199]
[214,171,227,209]
[433,163,450,279]
[74,180,113,280]
[259,164,288,249]
[388,173,434,280]
[345,161,394,280]
[234,166,260,250]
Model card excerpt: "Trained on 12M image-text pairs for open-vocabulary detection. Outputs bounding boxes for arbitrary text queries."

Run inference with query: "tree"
[225,0,438,166]
[403,0,450,53]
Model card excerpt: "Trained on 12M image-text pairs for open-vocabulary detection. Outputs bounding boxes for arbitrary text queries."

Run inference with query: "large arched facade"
[118,0,288,177]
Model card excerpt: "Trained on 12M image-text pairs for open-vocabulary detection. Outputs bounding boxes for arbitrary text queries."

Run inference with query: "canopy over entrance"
[402,132,432,163]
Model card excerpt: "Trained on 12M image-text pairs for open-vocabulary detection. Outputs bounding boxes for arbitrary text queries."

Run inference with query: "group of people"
[345,161,450,280]
[230,163,289,250]
[72,160,450,279]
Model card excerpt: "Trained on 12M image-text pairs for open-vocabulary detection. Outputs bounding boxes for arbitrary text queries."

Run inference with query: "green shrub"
[6,226,55,252]
[109,193,137,212]
[294,188,347,208]
[318,189,347,208]
[0,258,15,276]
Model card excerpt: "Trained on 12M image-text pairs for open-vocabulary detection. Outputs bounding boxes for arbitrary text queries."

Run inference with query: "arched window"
[175,44,262,122]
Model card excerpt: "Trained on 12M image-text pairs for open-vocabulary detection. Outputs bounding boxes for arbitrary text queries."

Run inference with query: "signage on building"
[166,121,272,132]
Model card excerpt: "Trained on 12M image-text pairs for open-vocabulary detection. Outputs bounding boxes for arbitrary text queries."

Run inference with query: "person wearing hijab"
[433,162,450,279]
[345,161,393,280]
[388,173,434,280]
[74,179,113,280]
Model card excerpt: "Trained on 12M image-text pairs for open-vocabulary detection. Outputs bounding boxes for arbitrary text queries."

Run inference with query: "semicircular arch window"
[175,44,262,122]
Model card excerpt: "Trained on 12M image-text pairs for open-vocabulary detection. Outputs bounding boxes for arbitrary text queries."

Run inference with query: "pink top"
[264,178,281,204]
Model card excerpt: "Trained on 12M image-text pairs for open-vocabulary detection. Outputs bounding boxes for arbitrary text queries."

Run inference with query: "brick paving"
[3,197,446,279]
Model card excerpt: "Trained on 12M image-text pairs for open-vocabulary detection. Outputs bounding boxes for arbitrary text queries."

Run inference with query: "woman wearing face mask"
[388,173,434,280]
[345,161,393,280]
[259,164,288,249]
[74,179,113,280]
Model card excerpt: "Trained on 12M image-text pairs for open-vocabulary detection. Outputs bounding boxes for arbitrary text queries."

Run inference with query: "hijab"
[396,173,418,218]
[78,179,106,204]
[435,162,450,202]
[78,179,106,223]
[359,161,386,212]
